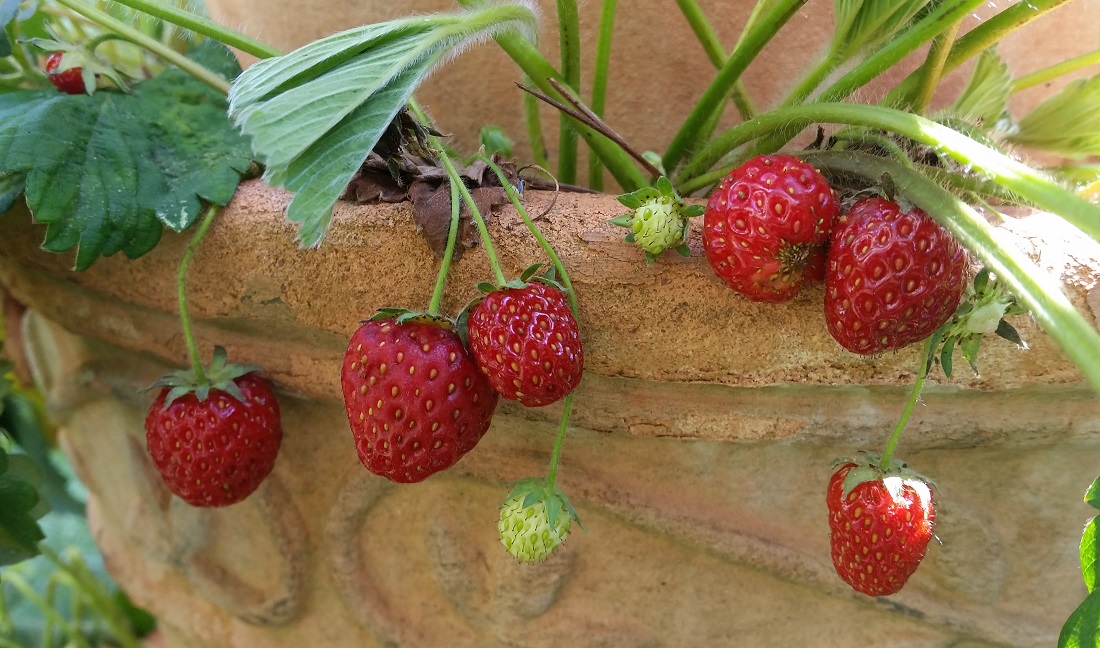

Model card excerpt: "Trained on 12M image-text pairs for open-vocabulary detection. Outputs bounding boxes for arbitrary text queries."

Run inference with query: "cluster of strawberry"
[701,154,960,596]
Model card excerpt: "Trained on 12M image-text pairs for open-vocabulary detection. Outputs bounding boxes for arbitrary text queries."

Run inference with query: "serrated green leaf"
[952,49,1010,125]
[0,41,253,269]
[1085,476,1100,510]
[1060,587,1100,648]
[1011,75,1100,159]
[1082,517,1100,592]
[835,0,931,55]
[229,4,536,247]
[0,172,23,215]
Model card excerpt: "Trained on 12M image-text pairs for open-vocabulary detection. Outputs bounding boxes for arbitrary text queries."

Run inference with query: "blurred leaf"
[834,0,931,55]
[1010,75,1100,159]
[0,392,82,515]
[0,172,23,215]
[952,48,1010,125]
[1061,587,1100,648]
[478,125,513,158]
[1086,475,1100,510]
[0,0,18,58]
[0,447,46,566]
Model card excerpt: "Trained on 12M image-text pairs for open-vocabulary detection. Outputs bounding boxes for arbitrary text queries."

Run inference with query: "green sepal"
[147,345,262,408]
[616,193,644,210]
[940,336,956,378]
[624,232,636,243]
[656,175,674,195]
[675,244,691,258]
[682,204,705,218]
[972,266,991,294]
[643,252,657,266]
[960,332,982,373]
[994,319,1024,347]
[518,262,543,283]
[607,214,633,228]
[477,281,497,294]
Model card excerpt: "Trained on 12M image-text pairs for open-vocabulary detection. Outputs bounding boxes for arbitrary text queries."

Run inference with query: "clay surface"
[2,183,1100,647]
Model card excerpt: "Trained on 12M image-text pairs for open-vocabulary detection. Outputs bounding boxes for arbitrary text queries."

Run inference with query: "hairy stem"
[912,20,961,114]
[588,0,617,190]
[102,0,282,60]
[1012,48,1100,93]
[177,205,221,383]
[879,335,937,469]
[437,148,507,285]
[662,0,807,173]
[53,0,232,94]
[545,393,573,489]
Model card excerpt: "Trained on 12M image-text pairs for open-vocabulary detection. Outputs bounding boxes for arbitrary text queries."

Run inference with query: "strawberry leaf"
[1060,585,1100,648]
[1011,75,1100,159]
[0,0,17,58]
[0,172,22,214]
[227,4,536,248]
[0,446,47,566]
[0,41,253,270]
[951,48,1010,126]
[1082,517,1100,593]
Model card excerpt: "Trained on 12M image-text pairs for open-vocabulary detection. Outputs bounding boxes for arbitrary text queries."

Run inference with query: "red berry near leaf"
[341,317,499,483]
[44,52,86,95]
[145,372,282,507]
[824,197,969,354]
[702,154,839,302]
[468,282,583,407]
[827,461,936,597]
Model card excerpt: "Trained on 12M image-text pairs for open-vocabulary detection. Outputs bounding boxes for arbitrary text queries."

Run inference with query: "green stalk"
[545,393,573,489]
[555,0,582,185]
[803,150,1100,395]
[678,102,1100,243]
[177,205,220,384]
[482,157,577,312]
[885,0,1075,107]
[912,20,962,114]
[745,0,987,159]
[482,27,648,191]
[0,573,91,648]
[1012,48,1100,94]
[588,0,617,191]
[437,148,507,285]
[98,0,282,60]
[879,335,937,469]
[523,83,551,170]
[674,0,756,119]
[52,0,232,94]
[661,0,807,174]
[426,180,463,316]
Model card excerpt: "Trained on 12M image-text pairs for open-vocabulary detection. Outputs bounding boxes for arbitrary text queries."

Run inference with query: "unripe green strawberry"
[611,176,704,265]
[497,479,581,563]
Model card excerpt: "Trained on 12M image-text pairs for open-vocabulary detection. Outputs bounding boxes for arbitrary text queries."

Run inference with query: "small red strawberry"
[702,154,839,302]
[827,459,936,597]
[44,52,87,95]
[341,314,499,483]
[145,347,282,507]
[467,280,583,407]
[825,197,969,354]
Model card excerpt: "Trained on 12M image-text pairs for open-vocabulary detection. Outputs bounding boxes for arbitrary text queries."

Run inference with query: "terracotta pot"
[2,181,1100,647]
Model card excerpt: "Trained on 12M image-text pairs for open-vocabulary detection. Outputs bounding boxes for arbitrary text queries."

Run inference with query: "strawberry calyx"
[610,176,704,265]
[935,266,1028,376]
[146,346,261,408]
[368,307,455,330]
[498,477,583,563]
[831,452,935,497]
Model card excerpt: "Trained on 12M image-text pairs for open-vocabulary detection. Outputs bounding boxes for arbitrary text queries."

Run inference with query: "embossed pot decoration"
[2,1,1100,647]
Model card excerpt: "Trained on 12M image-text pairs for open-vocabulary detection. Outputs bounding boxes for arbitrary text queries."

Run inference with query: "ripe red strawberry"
[827,461,936,597]
[341,316,499,483]
[44,52,86,95]
[702,154,839,302]
[467,282,583,407]
[145,350,282,508]
[825,197,969,354]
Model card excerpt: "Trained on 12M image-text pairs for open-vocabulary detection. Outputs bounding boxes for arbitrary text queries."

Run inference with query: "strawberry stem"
[52,0,232,94]
[879,334,938,471]
[98,0,282,60]
[437,147,508,286]
[177,205,220,384]
[481,157,578,312]
[426,179,463,317]
[545,393,573,490]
